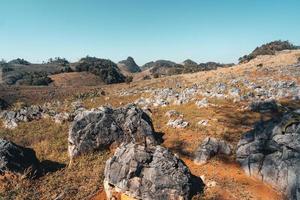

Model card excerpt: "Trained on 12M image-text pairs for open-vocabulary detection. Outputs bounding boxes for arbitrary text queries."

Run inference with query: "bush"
[142,75,151,80]
[74,56,125,84]
[8,58,31,65]
[153,73,159,78]
[125,76,133,84]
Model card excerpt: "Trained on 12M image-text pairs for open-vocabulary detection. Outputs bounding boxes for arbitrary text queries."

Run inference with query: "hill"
[117,57,141,73]
[239,40,299,63]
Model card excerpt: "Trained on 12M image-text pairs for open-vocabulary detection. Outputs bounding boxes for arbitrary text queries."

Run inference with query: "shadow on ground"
[40,160,66,175]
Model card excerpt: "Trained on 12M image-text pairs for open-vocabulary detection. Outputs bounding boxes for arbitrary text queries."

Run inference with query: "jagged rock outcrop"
[104,142,194,200]
[0,138,39,178]
[118,57,141,73]
[236,111,300,199]
[68,104,157,158]
[194,137,232,165]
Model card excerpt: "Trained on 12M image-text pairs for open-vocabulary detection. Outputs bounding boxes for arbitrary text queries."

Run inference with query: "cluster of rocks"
[67,104,201,199]
[165,110,189,129]
[194,137,232,165]
[73,89,106,100]
[0,101,86,129]
[167,118,189,129]
[134,86,198,108]
[0,105,45,129]
[236,111,300,199]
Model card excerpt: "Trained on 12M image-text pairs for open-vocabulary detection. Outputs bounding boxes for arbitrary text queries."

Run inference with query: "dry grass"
[2,50,300,199]
[0,119,110,200]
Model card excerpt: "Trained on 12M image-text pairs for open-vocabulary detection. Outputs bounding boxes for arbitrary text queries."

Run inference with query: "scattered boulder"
[194,137,232,165]
[236,111,300,199]
[197,119,209,127]
[196,98,209,108]
[104,142,194,200]
[68,104,158,158]
[167,118,189,129]
[0,138,39,178]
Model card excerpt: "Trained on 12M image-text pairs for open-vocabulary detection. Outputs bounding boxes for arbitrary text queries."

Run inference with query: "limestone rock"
[0,138,39,178]
[104,142,194,200]
[167,118,189,129]
[194,137,232,165]
[236,111,300,199]
[68,104,157,158]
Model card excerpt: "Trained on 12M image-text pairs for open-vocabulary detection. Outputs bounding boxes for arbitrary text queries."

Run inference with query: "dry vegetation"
[2,50,300,199]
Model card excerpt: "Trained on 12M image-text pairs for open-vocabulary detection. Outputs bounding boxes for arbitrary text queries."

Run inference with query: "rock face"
[194,137,232,165]
[0,138,39,178]
[104,142,193,200]
[236,111,300,199]
[118,57,141,73]
[68,104,157,158]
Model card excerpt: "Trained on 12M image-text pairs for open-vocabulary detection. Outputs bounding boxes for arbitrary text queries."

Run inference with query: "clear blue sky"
[0,0,299,65]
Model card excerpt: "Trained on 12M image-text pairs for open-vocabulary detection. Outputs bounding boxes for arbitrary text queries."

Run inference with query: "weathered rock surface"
[194,137,232,165]
[0,105,44,129]
[104,142,193,200]
[167,118,189,129]
[0,138,39,178]
[68,104,157,158]
[236,111,300,199]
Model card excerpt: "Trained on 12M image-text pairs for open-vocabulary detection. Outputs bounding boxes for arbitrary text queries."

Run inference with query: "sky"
[0,0,299,65]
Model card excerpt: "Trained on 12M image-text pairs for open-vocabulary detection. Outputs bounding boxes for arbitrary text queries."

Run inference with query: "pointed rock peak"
[118,56,141,73]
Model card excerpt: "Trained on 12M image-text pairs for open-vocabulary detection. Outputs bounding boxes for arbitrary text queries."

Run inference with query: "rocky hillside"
[73,57,126,84]
[0,57,126,86]
[117,56,141,73]
[239,40,299,63]
[1,49,300,199]
[0,58,72,86]
[140,59,233,78]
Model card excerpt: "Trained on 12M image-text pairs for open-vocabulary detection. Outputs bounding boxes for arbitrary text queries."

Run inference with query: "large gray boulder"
[68,104,158,158]
[0,138,39,178]
[236,111,300,200]
[194,137,232,165]
[104,142,193,200]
